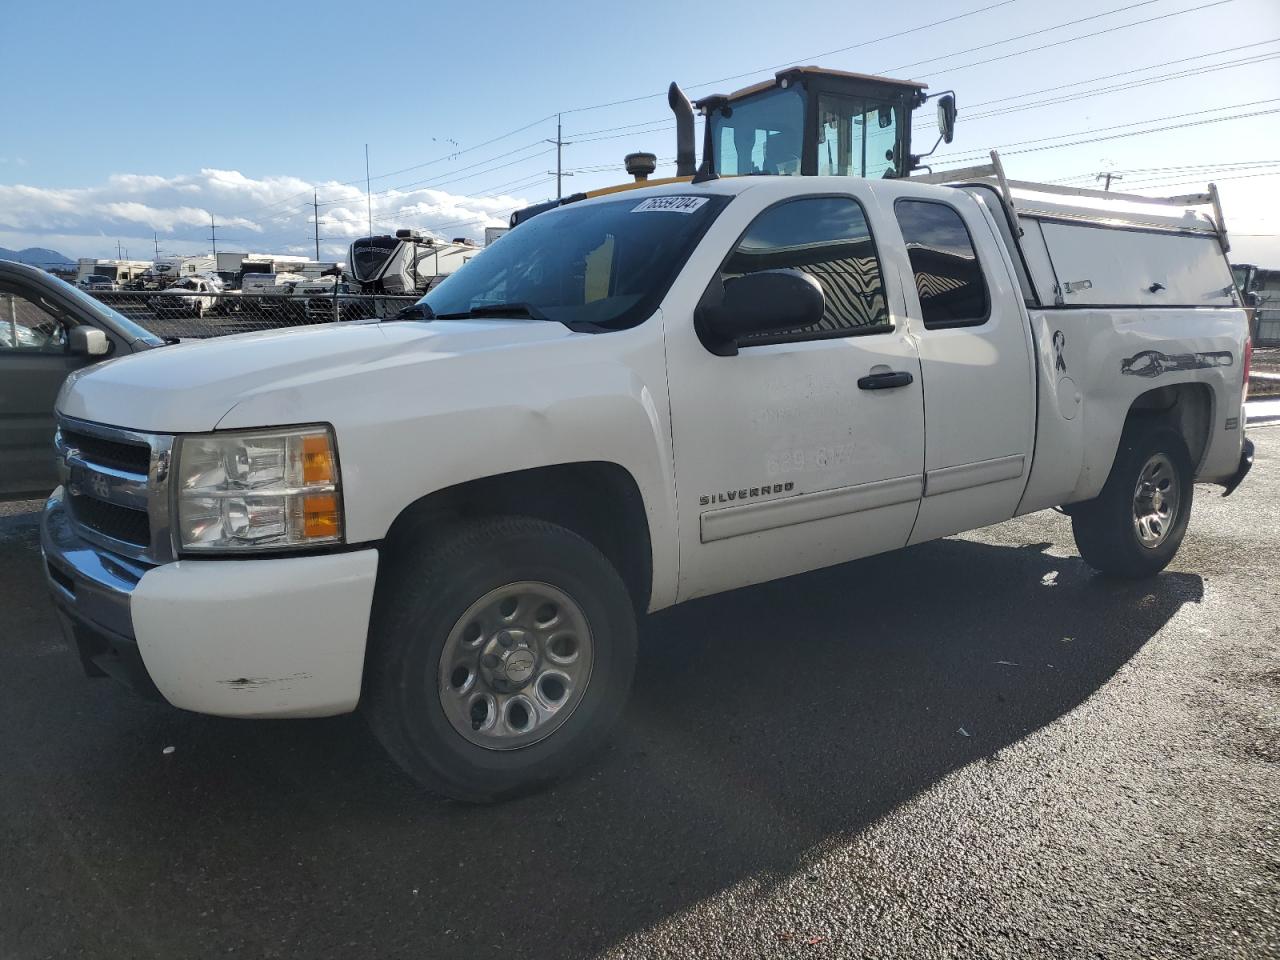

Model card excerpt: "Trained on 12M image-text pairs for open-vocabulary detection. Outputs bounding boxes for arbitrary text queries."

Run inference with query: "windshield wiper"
[434,301,549,321]
[386,303,436,322]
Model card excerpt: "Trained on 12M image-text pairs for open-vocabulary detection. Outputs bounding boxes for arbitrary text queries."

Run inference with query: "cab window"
[894,199,989,329]
[816,95,900,179]
[713,86,805,177]
[722,195,890,345]
[0,293,68,352]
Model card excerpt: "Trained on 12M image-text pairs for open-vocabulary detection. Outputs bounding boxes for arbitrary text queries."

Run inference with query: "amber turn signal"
[302,493,341,539]
[302,434,336,485]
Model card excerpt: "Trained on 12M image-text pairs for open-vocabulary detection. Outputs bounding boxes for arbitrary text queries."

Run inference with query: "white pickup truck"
[42,170,1254,801]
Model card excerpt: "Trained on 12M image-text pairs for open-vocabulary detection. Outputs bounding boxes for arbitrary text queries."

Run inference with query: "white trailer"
[76,259,151,284]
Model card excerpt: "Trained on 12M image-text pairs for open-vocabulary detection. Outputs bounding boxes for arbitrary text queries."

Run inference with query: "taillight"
[1243,338,1252,404]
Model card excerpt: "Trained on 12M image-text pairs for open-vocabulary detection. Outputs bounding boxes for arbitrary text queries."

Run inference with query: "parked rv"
[347,231,477,296]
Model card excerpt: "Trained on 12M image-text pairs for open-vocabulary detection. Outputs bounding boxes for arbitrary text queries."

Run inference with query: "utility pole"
[209,214,218,256]
[546,114,572,200]
[313,191,321,260]
[116,240,123,261]
[1096,171,1123,192]
[365,144,373,239]
[154,232,160,259]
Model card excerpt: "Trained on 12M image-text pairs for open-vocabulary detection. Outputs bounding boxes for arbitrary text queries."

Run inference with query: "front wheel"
[363,517,637,802]
[1071,423,1194,578]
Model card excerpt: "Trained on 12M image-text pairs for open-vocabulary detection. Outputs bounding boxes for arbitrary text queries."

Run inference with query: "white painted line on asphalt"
[1246,398,1280,425]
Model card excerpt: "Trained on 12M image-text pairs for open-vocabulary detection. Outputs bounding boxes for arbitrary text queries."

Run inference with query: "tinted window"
[895,199,988,328]
[723,196,889,343]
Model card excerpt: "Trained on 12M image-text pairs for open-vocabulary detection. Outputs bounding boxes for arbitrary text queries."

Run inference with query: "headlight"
[175,426,343,552]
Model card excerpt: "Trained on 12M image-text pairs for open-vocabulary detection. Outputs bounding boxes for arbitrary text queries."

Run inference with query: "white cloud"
[0,168,540,261]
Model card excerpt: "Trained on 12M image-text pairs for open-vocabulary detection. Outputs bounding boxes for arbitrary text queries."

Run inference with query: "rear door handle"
[857,370,914,390]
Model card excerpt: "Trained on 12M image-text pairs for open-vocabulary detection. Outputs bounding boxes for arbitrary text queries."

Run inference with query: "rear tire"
[1071,422,1194,579]
[363,516,637,802]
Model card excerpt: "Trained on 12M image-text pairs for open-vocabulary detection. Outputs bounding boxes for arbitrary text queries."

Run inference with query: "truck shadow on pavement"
[0,511,1203,959]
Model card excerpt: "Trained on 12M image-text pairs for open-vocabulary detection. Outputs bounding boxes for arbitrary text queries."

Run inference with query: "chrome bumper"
[41,487,162,699]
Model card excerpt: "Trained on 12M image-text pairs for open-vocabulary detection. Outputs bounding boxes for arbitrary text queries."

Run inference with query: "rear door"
[0,292,97,498]
[889,195,1036,544]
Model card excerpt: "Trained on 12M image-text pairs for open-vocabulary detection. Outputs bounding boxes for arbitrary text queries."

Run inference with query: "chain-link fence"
[1256,296,1280,347]
[90,291,420,339]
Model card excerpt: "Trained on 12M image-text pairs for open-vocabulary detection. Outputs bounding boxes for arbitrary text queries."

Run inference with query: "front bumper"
[41,487,380,718]
[1221,437,1255,497]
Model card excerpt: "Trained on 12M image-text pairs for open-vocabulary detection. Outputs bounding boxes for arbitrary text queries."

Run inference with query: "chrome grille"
[55,416,176,564]
[68,493,150,546]
[59,427,150,474]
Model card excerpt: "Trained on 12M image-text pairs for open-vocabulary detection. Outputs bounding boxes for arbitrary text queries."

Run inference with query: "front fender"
[216,320,681,609]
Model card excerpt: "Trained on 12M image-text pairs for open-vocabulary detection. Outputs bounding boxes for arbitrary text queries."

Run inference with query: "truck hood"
[58,319,578,432]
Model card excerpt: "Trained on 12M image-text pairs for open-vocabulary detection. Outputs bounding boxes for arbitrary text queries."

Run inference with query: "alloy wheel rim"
[438,581,594,750]
[1132,452,1180,549]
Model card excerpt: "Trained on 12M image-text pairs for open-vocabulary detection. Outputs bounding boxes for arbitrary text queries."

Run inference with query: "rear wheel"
[1071,423,1194,578]
[363,516,637,802]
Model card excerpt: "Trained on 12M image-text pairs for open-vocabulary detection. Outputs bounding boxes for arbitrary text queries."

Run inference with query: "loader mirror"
[937,94,957,144]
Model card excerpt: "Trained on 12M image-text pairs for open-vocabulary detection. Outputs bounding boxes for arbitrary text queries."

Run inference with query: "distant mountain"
[0,246,74,267]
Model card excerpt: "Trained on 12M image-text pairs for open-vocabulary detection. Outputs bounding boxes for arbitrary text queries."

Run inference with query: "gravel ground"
[0,433,1276,960]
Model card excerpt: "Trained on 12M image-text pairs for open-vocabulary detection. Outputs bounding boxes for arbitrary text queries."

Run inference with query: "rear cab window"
[894,198,989,329]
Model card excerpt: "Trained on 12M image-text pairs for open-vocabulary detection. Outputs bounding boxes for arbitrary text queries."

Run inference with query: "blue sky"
[2,0,1278,263]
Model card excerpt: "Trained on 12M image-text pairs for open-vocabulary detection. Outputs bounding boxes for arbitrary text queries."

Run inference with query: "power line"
[880,0,1237,79]
[558,0,1025,114]
[933,97,1280,162]
[916,47,1280,130]
[961,37,1280,111]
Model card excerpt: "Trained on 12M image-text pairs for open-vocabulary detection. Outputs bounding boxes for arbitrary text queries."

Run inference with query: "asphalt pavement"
[1,433,1276,959]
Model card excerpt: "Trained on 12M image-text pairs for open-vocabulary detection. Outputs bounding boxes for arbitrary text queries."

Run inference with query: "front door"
[0,292,91,499]
[665,189,925,601]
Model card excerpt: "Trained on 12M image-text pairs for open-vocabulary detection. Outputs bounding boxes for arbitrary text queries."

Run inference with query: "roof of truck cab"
[711,66,928,104]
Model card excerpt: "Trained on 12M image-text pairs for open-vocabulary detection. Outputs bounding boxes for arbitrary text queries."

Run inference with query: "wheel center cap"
[483,629,538,688]
[503,648,536,684]
[1152,491,1164,512]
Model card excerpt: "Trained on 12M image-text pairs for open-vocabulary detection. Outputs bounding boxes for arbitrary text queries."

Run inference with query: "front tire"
[363,516,637,802]
[1071,422,1194,578]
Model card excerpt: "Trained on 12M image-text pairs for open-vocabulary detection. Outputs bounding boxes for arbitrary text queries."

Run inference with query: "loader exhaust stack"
[668,82,696,178]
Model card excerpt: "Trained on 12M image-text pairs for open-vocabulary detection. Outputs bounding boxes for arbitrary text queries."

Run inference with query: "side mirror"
[937,94,957,145]
[1244,291,1260,308]
[68,326,109,357]
[696,269,826,357]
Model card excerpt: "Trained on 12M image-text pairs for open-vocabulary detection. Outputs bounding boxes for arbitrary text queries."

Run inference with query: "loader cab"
[699,67,929,180]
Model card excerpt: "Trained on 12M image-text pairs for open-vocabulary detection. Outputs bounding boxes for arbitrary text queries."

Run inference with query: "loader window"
[713,86,805,177]
[817,95,901,179]
[894,199,989,329]
[723,195,889,344]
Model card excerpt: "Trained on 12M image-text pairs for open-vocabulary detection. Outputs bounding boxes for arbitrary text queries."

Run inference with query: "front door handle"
[857,370,914,390]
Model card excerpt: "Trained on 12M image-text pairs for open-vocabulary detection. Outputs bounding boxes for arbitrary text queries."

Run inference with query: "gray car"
[0,259,164,500]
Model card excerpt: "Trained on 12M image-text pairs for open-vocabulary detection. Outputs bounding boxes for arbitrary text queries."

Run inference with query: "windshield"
[172,279,198,290]
[418,193,732,330]
[711,86,805,177]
